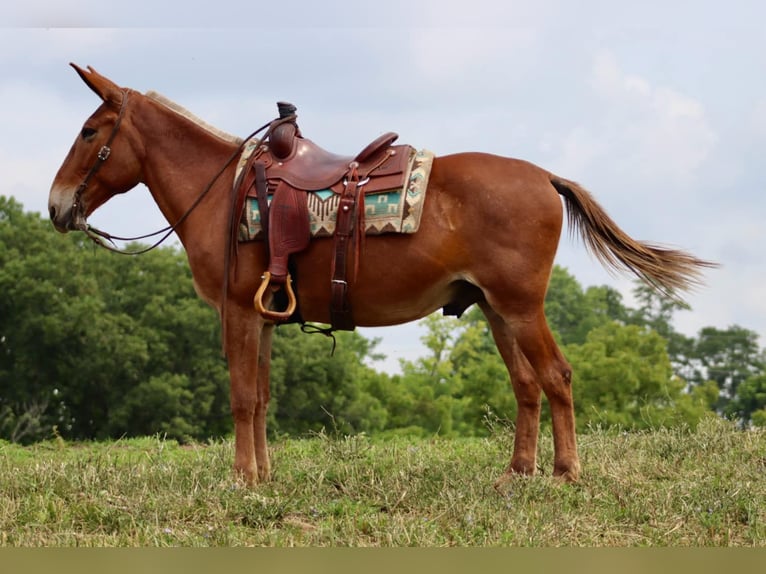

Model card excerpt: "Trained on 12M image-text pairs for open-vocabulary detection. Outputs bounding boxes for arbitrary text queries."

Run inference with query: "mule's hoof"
[510,459,536,476]
[233,465,260,488]
[493,473,514,495]
[493,468,532,495]
[553,463,580,484]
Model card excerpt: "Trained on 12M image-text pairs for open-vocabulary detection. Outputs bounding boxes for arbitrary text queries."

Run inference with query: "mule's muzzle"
[49,202,85,234]
[49,204,71,233]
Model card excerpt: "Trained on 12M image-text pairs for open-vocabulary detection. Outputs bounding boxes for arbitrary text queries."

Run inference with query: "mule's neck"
[132,94,240,254]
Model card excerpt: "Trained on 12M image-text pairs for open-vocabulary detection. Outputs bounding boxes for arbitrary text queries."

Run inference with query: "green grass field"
[1,416,764,547]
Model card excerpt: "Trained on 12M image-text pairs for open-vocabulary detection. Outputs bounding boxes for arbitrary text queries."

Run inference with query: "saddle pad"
[238,148,434,242]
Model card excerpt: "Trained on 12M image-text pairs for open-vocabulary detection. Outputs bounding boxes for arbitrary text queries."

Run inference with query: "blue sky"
[1,1,764,373]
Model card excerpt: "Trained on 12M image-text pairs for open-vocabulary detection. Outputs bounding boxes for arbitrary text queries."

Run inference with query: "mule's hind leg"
[484,304,580,482]
[480,302,542,477]
[514,311,579,481]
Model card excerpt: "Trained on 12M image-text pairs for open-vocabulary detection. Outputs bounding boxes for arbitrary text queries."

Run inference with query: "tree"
[544,266,591,345]
[4,196,759,442]
[691,326,765,413]
[2,196,395,443]
[544,266,627,345]
[0,196,231,442]
[727,373,766,427]
[385,314,469,436]
[626,282,696,382]
[564,322,710,429]
[449,308,516,435]
[269,325,389,436]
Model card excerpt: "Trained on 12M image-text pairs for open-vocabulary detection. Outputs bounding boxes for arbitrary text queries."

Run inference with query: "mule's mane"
[144,90,244,145]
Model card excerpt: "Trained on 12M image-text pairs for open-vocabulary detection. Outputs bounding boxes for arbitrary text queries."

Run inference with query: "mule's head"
[49,64,143,233]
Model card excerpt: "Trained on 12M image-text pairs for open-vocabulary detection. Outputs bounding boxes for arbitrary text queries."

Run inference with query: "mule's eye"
[81,127,97,140]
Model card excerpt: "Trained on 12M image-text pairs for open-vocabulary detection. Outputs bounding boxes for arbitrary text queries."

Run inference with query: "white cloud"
[0,80,85,216]
[406,26,539,95]
[2,3,94,26]
[0,29,117,66]
[539,51,762,349]
[589,51,718,187]
[541,126,609,181]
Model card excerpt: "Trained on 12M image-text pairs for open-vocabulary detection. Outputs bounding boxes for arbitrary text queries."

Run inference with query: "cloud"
[0,79,85,215]
[407,27,538,89]
[0,29,117,66]
[3,2,97,26]
[589,51,718,187]
[538,50,756,348]
[540,126,608,181]
[545,51,718,189]
[408,0,556,27]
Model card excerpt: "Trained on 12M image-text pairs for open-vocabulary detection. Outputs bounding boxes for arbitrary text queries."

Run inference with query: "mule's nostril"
[49,205,57,221]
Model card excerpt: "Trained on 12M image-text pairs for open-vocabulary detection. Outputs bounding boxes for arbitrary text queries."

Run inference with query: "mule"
[48,65,713,485]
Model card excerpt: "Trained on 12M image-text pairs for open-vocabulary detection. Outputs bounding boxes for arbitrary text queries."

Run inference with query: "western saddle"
[233,102,413,331]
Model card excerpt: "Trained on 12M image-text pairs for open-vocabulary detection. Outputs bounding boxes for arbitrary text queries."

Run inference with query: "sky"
[1,1,764,374]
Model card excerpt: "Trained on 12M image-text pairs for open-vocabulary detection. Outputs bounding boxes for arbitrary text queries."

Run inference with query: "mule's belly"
[289,231,478,327]
[296,272,472,327]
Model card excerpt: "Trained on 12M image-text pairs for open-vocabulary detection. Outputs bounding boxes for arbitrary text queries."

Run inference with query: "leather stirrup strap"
[329,168,360,331]
[254,161,270,251]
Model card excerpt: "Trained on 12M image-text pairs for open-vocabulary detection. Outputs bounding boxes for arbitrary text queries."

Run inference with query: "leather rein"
[74,89,272,256]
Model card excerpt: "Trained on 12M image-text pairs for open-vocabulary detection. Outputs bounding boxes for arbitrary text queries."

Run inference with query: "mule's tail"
[550,175,716,298]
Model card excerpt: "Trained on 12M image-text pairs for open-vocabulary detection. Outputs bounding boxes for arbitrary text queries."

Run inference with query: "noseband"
[71,89,130,231]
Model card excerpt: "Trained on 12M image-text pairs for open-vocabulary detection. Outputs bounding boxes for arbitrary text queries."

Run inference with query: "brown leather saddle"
[233,102,413,330]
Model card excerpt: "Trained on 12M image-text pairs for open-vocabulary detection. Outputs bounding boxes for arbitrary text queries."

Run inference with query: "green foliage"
[449,309,516,435]
[269,326,388,436]
[692,326,765,413]
[564,322,709,429]
[751,409,766,428]
[389,266,765,436]
[2,198,765,443]
[0,196,229,442]
[728,373,766,427]
[544,266,627,345]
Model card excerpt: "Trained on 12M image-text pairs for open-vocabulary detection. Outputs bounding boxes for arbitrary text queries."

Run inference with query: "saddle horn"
[270,102,299,160]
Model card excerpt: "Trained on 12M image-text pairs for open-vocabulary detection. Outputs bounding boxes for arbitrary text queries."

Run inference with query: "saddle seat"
[261,130,407,193]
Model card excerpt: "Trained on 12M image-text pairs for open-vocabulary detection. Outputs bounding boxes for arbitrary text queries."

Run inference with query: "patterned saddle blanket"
[237,143,434,242]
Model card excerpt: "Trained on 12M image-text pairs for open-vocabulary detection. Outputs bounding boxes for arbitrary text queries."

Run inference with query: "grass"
[0,416,764,547]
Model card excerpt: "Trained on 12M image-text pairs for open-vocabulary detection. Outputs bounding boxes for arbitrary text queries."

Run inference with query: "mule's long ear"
[70,63,123,105]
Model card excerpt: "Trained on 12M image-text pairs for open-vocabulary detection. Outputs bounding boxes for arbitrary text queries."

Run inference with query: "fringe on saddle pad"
[237,147,435,242]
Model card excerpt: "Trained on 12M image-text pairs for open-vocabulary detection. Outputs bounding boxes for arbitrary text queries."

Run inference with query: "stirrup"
[253,271,297,322]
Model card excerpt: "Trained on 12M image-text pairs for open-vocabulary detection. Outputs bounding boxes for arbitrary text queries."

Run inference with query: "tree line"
[1,195,765,443]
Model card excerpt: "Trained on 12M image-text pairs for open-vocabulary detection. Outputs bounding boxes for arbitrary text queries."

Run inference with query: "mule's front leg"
[225,307,266,485]
[253,322,274,482]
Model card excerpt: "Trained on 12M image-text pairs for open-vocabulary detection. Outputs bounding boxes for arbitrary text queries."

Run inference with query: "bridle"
[72,89,276,256]
[71,89,129,235]
[70,89,179,255]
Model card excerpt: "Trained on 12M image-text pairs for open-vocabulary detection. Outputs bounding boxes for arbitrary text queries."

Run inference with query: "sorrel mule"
[49,65,713,485]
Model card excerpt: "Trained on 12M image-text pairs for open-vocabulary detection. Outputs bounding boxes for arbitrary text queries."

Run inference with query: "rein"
[75,90,279,255]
